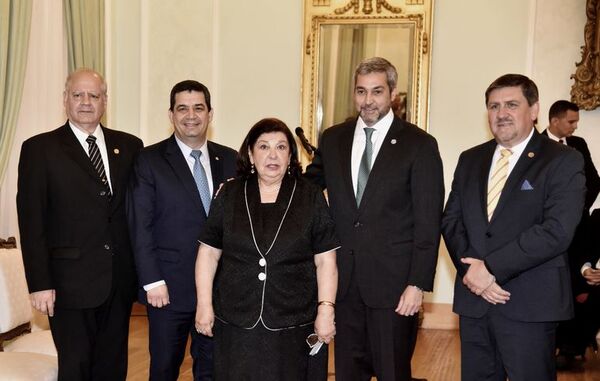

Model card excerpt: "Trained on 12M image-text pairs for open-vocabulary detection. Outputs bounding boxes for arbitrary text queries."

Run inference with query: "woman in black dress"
[194,118,339,380]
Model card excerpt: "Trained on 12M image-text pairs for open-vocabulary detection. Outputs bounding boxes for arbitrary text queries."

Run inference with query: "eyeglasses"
[306,333,320,348]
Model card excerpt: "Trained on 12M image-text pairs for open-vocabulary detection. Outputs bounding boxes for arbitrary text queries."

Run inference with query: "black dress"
[200,175,339,381]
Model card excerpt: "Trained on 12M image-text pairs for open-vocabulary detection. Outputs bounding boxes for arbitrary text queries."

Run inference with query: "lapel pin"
[527,152,534,158]
[391,139,397,145]
[113,148,120,155]
[215,156,220,161]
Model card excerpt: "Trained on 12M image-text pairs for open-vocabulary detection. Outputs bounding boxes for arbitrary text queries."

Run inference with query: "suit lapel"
[489,132,542,223]
[478,141,497,222]
[59,123,105,187]
[338,123,357,210]
[207,141,225,197]
[356,118,403,213]
[103,127,123,207]
[163,135,206,215]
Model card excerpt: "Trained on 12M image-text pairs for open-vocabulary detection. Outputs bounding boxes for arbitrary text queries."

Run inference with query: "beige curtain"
[0,0,33,186]
[63,0,104,75]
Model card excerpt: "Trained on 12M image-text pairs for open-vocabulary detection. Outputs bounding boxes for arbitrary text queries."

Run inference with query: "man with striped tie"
[442,74,586,381]
[17,68,143,380]
[127,80,237,381]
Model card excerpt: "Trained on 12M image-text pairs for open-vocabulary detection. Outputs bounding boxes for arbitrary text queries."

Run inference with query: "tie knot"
[559,139,565,144]
[364,128,374,140]
[500,148,512,158]
[190,150,202,160]
[86,135,97,145]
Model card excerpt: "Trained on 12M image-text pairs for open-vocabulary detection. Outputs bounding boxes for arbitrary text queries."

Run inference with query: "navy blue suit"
[127,135,237,381]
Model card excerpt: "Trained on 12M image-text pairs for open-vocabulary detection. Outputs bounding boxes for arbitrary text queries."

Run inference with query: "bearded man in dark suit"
[442,75,586,380]
[306,57,444,381]
[17,68,143,380]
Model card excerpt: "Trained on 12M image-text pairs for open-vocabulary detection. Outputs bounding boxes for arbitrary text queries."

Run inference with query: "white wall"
[2,0,597,305]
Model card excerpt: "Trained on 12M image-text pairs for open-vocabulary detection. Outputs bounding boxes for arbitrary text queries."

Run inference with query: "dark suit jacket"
[17,122,143,309]
[305,116,444,307]
[542,130,600,294]
[442,132,586,322]
[127,135,237,312]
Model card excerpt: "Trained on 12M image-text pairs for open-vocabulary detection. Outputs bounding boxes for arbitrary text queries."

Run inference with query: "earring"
[251,164,255,174]
[287,165,291,175]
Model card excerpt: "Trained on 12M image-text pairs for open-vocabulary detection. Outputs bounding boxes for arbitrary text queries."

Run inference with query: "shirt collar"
[546,128,562,142]
[175,135,209,159]
[69,121,104,146]
[356,108,394,133]
[495,127,534,158]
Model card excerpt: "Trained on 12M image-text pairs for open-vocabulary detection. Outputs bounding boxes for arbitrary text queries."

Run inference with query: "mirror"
[300,0,433,157]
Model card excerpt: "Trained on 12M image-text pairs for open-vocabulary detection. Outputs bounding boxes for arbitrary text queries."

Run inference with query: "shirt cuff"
[581,263,592,276]
[143,280,166,291]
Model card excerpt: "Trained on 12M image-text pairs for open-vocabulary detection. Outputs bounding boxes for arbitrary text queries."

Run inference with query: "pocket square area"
[520,180,534,190]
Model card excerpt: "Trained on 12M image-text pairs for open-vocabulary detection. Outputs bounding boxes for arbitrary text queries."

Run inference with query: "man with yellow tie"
[442,74,586,381]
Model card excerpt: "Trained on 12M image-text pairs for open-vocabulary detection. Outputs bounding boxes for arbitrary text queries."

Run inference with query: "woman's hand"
[195,304,215,337]
[314,305,335,344]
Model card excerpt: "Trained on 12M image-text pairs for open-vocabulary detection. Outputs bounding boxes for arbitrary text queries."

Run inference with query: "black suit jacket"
[442,132,586,321]
[127,135,237,312]
[17,122,143,309]
[305,116,444,307]
[542,130,600,294]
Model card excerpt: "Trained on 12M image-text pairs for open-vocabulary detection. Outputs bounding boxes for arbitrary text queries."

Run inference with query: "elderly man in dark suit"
[127,80,237,381]
[306,57,444,381]
[541,100,600,367]
[442,74,586,381]
[17,68,143,380]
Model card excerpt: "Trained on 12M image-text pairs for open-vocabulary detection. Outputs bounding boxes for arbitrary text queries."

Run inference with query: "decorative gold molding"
[334,0,403,15]
[571,0,600,110]
[300,0,434,164]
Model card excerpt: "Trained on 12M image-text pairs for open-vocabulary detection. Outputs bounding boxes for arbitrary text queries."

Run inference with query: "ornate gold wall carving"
[571,0,600,110]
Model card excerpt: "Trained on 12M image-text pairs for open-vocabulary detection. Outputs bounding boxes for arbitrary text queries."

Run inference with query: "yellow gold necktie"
[487,148,512,221]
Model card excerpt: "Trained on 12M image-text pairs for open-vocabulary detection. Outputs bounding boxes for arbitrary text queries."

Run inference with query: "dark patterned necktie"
[356,127,374,206]
[86,135,112,198]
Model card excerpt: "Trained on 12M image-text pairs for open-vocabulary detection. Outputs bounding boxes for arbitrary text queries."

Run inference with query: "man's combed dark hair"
[548,100,579,121]
[237,118,302,178]
[485,74,539,106]
[169,80,212,111]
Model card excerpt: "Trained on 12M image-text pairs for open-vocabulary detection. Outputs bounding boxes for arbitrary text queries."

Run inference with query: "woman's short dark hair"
[237,118,302,178]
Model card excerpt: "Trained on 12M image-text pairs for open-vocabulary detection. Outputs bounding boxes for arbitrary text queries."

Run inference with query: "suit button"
[485,232,492,238]
[354,221,361,228]
[349,250,354,256]
[100,191,106,196]
[104,244,110,250]
[259,258,266,267]
[258,272,266,281]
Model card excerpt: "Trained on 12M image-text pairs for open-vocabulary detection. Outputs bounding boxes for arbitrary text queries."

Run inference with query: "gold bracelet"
[318,300,335,308]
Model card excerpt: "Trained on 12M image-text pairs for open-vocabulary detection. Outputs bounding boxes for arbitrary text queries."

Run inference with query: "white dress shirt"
[488,127,534,183]
[69,122,113,192]
[144,137,214,292]
[351,109,394,194]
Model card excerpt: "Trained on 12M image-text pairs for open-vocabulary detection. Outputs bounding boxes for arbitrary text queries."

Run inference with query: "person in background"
[17,68,143,380]
[127,80,237,380]
[541,100,600,369]
[195,118,339,380]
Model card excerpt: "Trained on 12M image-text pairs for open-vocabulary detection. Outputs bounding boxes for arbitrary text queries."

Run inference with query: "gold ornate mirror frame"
[300,0,434,151]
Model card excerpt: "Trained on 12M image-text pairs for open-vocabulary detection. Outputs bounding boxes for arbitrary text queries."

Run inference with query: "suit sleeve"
[16,139,53,292]
[304,133,327,190]
[578,139,600,209]
[408,136,445,291]
[441,154,477,278]
[126,152,162,287]
[486,150,586,284]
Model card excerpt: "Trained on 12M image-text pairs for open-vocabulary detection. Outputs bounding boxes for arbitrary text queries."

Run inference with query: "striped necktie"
[190,150,212,214]
[86,135,111,198]
[356,127,374,206]
[487,148,512,221]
